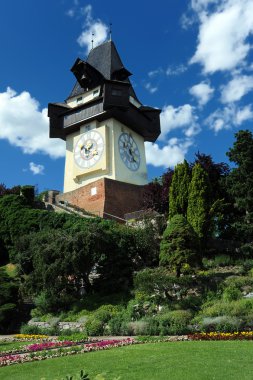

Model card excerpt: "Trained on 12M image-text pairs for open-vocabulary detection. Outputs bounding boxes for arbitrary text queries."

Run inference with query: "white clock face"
[74,130,104,169]
[118,133,141,171]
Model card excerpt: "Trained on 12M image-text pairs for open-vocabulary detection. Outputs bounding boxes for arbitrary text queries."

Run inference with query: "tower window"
[76,96,83,104]
[93,89,99,97]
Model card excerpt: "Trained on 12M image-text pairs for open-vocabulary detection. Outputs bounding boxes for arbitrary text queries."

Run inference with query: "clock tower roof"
[49,40,161,142]
[68,40,138,101]
[87,40,129,81]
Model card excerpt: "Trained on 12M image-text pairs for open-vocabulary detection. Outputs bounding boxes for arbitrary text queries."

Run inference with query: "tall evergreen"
[187,163,212,239]
[169,160,191,219]
[160,214,199,277]
[226,130,253,246]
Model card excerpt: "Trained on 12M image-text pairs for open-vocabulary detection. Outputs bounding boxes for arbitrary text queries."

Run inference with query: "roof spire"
[91,33,94,49]
[109,23,112,41]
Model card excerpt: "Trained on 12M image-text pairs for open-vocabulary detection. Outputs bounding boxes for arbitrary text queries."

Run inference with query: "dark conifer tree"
[169,160,191,220]
[187,163,212,239]
[226,130,253,249]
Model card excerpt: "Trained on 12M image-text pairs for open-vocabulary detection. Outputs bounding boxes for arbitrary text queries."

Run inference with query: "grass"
[1,341,253,380]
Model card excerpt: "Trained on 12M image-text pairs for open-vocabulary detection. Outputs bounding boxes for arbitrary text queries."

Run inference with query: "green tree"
[15,229,99,313]
[226,130,253,249]
[160,214,199,277]
[187,163,212,239]
[0,267,19,332]
[134,267,194,303]
[169,160,191,220]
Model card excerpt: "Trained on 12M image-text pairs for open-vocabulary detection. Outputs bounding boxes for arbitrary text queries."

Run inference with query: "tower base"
[56,178,145,221]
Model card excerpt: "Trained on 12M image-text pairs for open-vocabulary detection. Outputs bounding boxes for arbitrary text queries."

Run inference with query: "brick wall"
[56,179,105,217]
[56,178,145,221]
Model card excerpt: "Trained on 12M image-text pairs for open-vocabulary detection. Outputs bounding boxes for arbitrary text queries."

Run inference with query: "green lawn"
[1,341,253,380]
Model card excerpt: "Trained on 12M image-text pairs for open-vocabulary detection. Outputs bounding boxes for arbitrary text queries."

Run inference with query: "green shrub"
[85,304,121,336]
[92,305,120,323]
[242,259,253,272]
[126,299,156,320]
[213,255,232,267]
[85,318,104,336]
[156,310,192,335]
[223,286,242,302]
[20,324,45,335]
[224,276,253,289]
[127,321,149,335]
[201,298,253,318]
[20,323,60,336]
[142,317,160,336]
[58,332,88,341]
[200,316,242,332]
[179,295,203,311]
[107,313,131,335]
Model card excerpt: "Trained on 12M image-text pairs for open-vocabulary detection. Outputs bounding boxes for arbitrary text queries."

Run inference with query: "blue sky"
[1,0,253,192]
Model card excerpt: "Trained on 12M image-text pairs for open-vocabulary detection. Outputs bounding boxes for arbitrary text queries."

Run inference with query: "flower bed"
[27,341,76,352]
[14,334,50,341]
[0,338,135,367]
[189,332,253,341]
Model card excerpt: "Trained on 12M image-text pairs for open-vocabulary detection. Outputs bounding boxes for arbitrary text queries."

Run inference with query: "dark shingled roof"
[68,82,84,99]
[87,40,126,80]
[67,40,139,101]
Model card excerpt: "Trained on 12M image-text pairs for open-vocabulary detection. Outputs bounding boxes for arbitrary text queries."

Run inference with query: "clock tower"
[48,40,161,220]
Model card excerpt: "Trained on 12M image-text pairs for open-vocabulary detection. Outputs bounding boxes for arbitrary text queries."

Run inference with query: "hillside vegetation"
[0,129,253,335]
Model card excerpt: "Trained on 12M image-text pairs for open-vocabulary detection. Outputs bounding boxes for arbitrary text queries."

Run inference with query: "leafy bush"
[201,298,253,318]
[127,321,149,335]
[241,259,253,272]
[156,310,192,335]
[85,318,104,336]
[107,313,131,336]
[20,323,60,336]
[213,255,233,267]
[20,324,45,335]
[223,286,242,302]
[58,332,88,341]
[85,305,122,336]
[200,316,242,332]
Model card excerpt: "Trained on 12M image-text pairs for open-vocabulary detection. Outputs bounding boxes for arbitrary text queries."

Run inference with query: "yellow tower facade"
[48,41,160,220]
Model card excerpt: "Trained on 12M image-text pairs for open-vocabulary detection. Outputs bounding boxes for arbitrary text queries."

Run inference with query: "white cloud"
[235,105,253,124]
[66,9,75,18]
[144,82,158,94]
[221,75,253,103]
[191,0,220,13]
[189,81,214,105]
[77,5,108,54]
[29,162,45,175]
[145,139,193,168]
[148,68,164,78]
[190,0,253,73]
[206,104,253,133]
[166,64,187,76]
[184,124,201,137]
[160,104,199,139]
[66,0,80,18]
[0,87,65,158]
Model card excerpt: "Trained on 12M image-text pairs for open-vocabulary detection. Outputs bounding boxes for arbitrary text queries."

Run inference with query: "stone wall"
[28,321,85,332]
